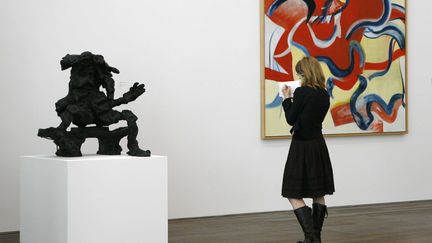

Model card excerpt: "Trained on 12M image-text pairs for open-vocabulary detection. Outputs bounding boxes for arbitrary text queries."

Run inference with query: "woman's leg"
[288,198,306,209]
[312,196,325,205]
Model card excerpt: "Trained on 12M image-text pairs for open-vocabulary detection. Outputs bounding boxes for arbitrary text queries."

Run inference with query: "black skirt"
[281,135,335,199]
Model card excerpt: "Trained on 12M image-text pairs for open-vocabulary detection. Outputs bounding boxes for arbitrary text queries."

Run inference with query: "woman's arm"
[282,87,305,126]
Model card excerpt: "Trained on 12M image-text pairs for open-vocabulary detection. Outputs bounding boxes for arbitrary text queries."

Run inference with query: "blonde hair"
[295,56,326,90]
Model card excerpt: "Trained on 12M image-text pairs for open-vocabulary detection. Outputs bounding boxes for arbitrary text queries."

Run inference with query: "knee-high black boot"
[293,206,319,243]
[312,203,328,243]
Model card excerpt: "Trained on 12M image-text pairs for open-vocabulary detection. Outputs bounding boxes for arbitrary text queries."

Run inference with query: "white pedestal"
[20,155,167,243]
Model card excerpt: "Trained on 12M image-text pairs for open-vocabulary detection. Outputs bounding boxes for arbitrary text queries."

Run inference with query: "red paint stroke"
[265,68,293,81]
[331,98,403,127]
[391,7,405,23]
[365,49,405,70]
[371,120,384,132]
[370,98,403,123]
[331,103,354,126]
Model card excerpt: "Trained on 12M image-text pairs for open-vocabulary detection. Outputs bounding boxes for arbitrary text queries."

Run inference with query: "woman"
[281,56,335,243]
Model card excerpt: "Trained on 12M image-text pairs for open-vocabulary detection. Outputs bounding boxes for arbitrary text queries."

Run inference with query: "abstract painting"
[261,0,407,138]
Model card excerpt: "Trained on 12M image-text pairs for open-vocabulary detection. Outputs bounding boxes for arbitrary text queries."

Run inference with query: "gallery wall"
[1,0,431,232]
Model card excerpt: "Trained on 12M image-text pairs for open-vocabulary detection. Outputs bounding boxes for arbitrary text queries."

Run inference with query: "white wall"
[1,0,431,232]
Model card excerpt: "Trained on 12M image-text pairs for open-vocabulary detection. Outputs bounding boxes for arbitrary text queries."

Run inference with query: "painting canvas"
[261,0,407,138]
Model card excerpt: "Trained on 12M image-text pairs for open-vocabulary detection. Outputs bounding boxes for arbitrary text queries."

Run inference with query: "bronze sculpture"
[38,52,151,157]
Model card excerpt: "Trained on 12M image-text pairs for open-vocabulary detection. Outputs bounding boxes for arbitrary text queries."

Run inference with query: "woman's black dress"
[281,86,335,199]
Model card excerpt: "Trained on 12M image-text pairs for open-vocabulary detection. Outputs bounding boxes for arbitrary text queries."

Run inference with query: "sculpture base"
[20,155,167,243]
[37,126,144,157]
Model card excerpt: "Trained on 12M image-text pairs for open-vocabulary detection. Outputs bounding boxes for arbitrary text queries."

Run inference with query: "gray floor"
[169,200,432,243]
[0,233,18,243]
[2,200,432,243]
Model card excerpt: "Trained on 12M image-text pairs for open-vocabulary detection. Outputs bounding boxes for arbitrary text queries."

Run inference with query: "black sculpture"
[38,52,151,157]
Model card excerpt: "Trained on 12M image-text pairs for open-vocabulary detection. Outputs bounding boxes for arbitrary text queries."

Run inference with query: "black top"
[282,86,330,140]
